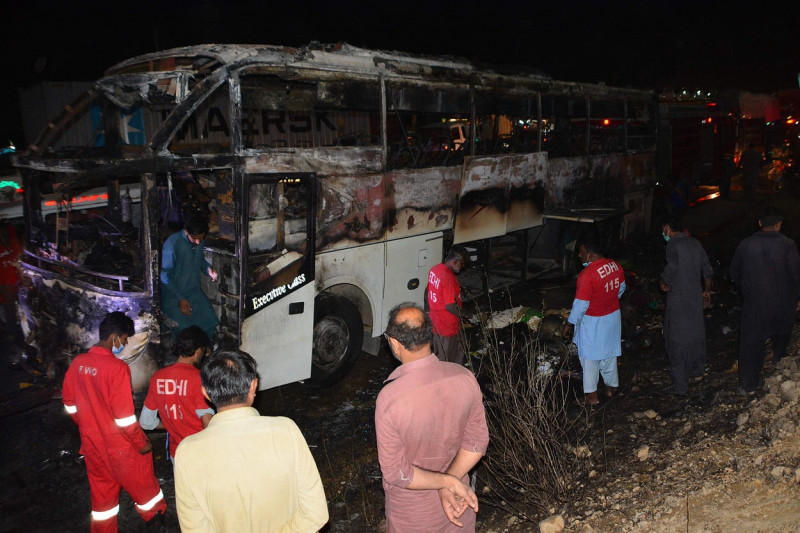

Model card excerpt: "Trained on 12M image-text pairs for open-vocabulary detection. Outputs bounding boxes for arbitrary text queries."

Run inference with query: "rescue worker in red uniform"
[140,325,215,463]
[62,312,167,532]
[563,241,627,405]
[0,219,22,330]
[425,245,469,365]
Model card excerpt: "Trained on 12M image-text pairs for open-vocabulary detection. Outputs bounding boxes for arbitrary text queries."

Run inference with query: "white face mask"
[112,336,124,355]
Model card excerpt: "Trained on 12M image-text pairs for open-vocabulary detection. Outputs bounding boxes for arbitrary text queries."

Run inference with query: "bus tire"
[310,295,363,387]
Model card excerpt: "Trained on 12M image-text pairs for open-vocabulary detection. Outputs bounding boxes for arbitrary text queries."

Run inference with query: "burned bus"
[12,43,657,392]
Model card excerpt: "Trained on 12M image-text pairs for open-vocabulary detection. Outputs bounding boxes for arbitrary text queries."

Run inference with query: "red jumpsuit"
[62,346,167,532]
[0,221,22,305]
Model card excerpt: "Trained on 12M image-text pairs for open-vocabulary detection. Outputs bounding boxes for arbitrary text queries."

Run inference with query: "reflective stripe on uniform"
[114,414,137,427]
[64,404,77,414]
[91,505,120,521]
[136,489,164,511]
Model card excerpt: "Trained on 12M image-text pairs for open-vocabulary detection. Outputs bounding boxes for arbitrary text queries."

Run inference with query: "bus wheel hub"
[313,316,349,367]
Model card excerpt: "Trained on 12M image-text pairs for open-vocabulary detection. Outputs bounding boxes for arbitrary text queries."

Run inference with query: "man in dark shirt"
[730,206,800,394]
[660,216,713,396]
[740,143,763,198]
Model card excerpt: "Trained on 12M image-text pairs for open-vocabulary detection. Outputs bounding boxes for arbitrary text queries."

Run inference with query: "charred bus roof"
[103,42,483,80]
[17,41,654,173]
[100,42,649,99]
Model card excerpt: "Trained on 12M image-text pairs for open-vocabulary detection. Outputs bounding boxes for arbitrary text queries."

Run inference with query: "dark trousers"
[432,333,464,365]
[739,333,790,391]
[719,177,731,198]
[742,175,757,198]
[665,338,706,395]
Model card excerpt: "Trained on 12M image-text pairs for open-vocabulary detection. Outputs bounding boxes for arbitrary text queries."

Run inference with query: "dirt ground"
[2,177,800,532]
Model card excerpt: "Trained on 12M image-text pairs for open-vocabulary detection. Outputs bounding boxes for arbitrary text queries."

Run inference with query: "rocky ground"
[563,349,800,533]
[481,183,800,533]
[2,179,800,532]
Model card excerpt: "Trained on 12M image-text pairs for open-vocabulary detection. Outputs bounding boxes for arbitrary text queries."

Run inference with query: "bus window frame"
[241,172,317,320]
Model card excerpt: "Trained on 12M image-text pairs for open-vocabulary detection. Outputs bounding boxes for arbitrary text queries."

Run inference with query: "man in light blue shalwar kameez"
[563,241,626,406]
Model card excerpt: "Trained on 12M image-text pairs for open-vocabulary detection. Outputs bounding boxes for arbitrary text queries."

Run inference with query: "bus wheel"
[311,296,363,386]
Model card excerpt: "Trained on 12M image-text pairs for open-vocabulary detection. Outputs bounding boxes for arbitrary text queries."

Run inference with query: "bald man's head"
[396,305,425,326]
[385,303,433,353]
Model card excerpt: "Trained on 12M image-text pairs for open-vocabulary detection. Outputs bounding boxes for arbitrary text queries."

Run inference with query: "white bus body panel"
[240,282,315,390]
[316,242,385,333]
[316,232,443,341]
[381,233,443,334]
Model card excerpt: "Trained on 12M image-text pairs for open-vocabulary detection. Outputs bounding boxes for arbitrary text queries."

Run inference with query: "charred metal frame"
[11,42,658,390]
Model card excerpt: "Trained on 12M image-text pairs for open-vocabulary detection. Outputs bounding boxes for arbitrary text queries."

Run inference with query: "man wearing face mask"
[563,240,626,406]
[425,245,470,364]
[161,214,220,340]
[62,312,167,532]
[140,325,215,463]
[659,215,713,396]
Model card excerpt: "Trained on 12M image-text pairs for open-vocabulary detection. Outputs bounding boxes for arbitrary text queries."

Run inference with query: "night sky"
[3,0,800,145]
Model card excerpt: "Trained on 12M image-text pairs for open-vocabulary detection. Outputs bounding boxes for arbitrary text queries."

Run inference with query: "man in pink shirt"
[425,245,469,364]
[140,326,215,462]
[376,304,489,532]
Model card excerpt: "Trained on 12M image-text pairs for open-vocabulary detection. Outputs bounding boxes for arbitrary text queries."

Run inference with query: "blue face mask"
[112,337,124,356]
[582,261,591,267]
[662,232,670,243]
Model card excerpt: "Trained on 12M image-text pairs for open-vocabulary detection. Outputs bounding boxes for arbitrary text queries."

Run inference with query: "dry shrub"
[468,307,590,521]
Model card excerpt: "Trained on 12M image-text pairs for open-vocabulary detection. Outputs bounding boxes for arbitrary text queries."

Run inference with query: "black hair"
[580,239,605,257]
[445,245,470,265]
[200,349,258,407]
[384,303,433,352]
[660,214,684,233]
[760,206,784,228]
[173,325,210,359]
[98,311,135,340]
[184,214,209,236]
